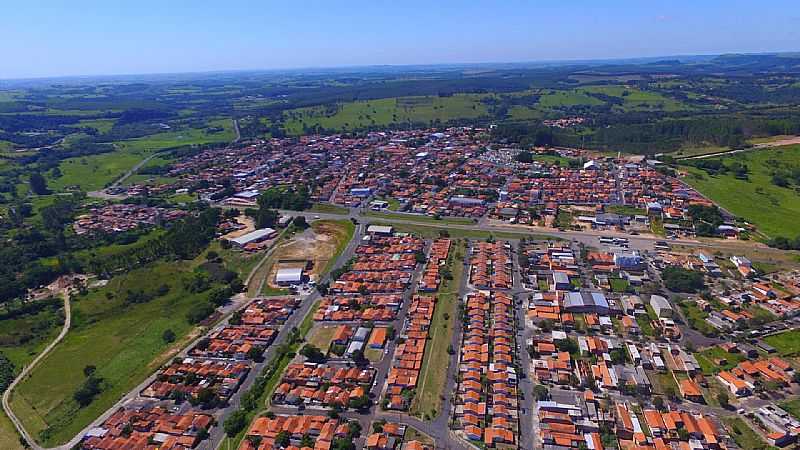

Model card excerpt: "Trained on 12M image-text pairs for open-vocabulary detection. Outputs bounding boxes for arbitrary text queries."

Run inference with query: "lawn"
[763,329,800,356]
[722,417,775,450]
[779,398,800,420]
[364,211,476,225]
[282,95,489,134]
[307,325,337,353]
[410,240,466,418]
[680,145,800,237]
[10,259,221,446]
[309,203,349,215]
[376,221,540,241]
[694,347,746,375]
[679,302,717,336]
[609,278,629,293]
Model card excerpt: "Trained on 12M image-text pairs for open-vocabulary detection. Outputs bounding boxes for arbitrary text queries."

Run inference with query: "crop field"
[681,145,800,237]
[282,94,489,134]
[10,259,218,446]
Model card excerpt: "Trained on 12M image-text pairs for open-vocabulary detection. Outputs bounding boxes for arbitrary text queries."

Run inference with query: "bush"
[662,266,705,293]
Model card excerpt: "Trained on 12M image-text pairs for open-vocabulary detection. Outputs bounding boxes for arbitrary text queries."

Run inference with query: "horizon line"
[2,49,798,83]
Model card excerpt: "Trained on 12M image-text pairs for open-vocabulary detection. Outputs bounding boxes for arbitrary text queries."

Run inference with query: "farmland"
[282,95,490,134]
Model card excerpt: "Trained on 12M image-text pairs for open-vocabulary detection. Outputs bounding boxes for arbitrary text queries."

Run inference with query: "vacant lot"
[694,346,746,375]
[722,417,772,450]
[10,260,218,446]
[763,329,800,356]
[410,240,466,418]
[681,145,800,237]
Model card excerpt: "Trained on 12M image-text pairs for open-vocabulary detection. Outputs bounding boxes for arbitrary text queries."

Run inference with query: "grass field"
[763,329,800,356]
[779,398,800,419]
[722,417,775,450]
[315,219,356,275]
[0,301,65,450]
[376,221,541,241]
[681,145,800,237]
[309,203,349,215]
[50,122,234,192]
[10,259,219,446]
[282,95,489,134]
[410,240,466,418]
[694,346,746,375]
[538,90,604,108]
[578,85,689,112]
[364,211,476,225]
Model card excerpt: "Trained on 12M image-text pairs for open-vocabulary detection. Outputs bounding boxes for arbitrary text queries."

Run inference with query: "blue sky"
[2,0,799,79]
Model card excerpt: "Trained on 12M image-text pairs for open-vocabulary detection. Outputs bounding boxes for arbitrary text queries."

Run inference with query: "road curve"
[2,294,72,450]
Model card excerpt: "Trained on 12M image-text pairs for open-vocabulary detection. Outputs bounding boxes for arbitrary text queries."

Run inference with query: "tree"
[275,431,291,447]
[717,391,730,408]
[653,396,665,411]
[83,365,97,378]
[300,344,326,363]
[29,173,49,195]
[293,216,308,229]
[662,266,705,293]
[162,329,176,343]
[533,385,549,401]
[224,410,248,437]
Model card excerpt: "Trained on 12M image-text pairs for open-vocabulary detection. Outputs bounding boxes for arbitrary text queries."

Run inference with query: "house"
[649,295,673,318]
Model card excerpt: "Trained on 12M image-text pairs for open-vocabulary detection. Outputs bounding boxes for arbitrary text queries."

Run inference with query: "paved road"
[3,294,72,450]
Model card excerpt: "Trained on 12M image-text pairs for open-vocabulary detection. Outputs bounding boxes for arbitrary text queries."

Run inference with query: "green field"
[0,300,65,450]
[364,211,476,225]
[538,90,604,108]
[722,417,776,450]
[681,145,800,237]
[763,329,800,356]
[49,122,234,192]
[309,203,349,215]
[410,239,466,418]
[695,346,747,375]
[282,95,489,134]
[578,85,689,112]
[779,398,800,420]
[10,259,220,446]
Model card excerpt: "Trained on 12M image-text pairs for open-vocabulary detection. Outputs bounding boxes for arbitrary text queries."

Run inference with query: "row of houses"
[454,290,518,447]
[384,295,436,410]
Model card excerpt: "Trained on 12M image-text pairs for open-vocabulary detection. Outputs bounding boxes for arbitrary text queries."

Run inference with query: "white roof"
[367,225,393,234]
[276,267,303,283]
[231,228,276,246]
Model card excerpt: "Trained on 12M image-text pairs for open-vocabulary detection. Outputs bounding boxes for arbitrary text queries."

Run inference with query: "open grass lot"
[309,202,349,215]
[538,90,604,108]
[10,259,218,446]
[364,211,476,225]
[694,346,746,375]
[410,239,466,418]
[314,219,355,275]
[722,417,776,450]
[50,123,234,192]
[282,95,489,134]
[779,398,800,419]
[763,329,800,356]
[376,221,541,241]
[307,326,337,353]
[681,145,800,237]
